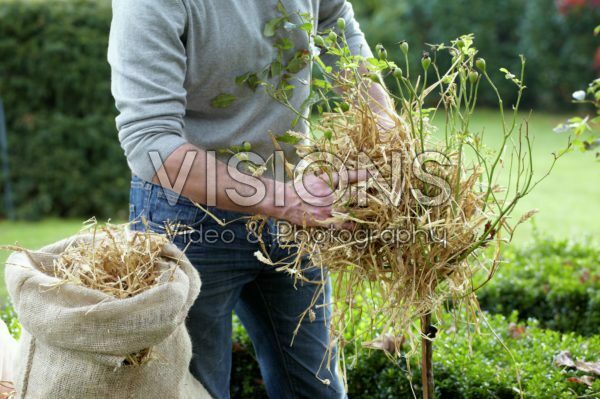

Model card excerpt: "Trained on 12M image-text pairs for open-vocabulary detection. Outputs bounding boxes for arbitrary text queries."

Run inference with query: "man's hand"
[0,381,14,396]
[269,170,367,228]
[155,144,367,228]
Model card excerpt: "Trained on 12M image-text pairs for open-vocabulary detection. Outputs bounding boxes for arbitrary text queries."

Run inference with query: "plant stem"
[421,313,434,399]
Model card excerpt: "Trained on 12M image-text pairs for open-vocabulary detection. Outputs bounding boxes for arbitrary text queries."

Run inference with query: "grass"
[434,109,600,242]
[0,111,598,304]
[0,219,83,302]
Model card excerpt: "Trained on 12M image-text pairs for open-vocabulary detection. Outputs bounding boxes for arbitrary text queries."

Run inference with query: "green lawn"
[0,219,83,301]
[450,109,600,242]
[0,110,598,304]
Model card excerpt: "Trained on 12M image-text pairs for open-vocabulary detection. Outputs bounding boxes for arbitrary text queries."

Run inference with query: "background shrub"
[1,303,20,339]
[0,0,127,220]
[477,238,600,336]
[230,312,600,398]
[353,0,599,110]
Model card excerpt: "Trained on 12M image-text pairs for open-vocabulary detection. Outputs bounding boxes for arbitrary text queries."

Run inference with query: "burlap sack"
[5,234,211,399]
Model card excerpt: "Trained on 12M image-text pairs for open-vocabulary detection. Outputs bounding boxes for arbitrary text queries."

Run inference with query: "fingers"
[298,205,355,231]
[308,215,354,231]
[345,169,369,185]
[326,169,368,188]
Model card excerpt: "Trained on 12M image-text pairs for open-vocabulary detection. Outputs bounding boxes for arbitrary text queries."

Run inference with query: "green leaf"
[276,132,302,145]
[270,60,283,78]
[264,17,282,37]
[299,22,313,33]
[235,72,250,86]
[274,37,293,51]
[286,50,310,74]
[291,114,301,128]
[245,73,260,91]
[276,0,287,15]
[311,78,329,89]
[211,93,236,108]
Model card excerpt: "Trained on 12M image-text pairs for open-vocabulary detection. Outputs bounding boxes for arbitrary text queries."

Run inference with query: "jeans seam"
[253,281,299,398]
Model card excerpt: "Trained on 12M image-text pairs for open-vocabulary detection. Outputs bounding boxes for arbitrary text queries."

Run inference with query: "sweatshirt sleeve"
[108,0,189,183]
[318,0,373,64]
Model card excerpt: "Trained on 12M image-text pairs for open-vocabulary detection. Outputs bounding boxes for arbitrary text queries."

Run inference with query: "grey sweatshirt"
[108,0,372,183]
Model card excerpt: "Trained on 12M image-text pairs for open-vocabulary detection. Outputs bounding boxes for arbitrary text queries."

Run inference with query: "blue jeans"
[129,176,345,399]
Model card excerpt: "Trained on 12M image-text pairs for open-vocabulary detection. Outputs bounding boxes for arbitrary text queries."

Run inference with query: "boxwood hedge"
[0,0,128,220]
[477,238,600,336]
[231,312,600,398]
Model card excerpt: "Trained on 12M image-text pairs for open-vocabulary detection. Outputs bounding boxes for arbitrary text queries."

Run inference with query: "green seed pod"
[328,31,337,42]
[314,35,326,48]
[339,102,350,112]
[368,73,380,83]
[378,47,388,60]
[421,53,431,71]
[476,58,487,72]
[242,141,252,151]
[468,71,479,85]
[392,67,403,79]
[337,18,346,31]
[400,41,409,55]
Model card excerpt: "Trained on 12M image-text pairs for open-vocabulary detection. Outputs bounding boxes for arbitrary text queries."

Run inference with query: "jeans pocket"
[144,186,208,235]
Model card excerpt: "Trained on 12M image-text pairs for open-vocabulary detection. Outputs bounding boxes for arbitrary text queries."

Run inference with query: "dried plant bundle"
[246,31,560,372]
[255,101,489,355]
[50,220,172,300]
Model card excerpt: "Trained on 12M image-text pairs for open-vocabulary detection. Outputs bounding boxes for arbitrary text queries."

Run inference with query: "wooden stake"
[421,313,434,399]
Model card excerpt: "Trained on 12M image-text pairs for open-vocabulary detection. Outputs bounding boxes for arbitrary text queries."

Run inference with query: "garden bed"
[231,312,600,398]
[477,238,599,336]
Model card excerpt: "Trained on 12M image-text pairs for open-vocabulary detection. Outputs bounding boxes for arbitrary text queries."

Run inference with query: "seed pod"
[469,71,479,85]
[368,73,381,84]
[421,52,431,71]
[476,58,487,73]
[242,141,252,151]
[339,102,350,112]
[392,67,403,79]
[400,41,409,55]
[328,31,337,42]
[314,35,326,48]
[337,18,346,31]
[378,47,388,60]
